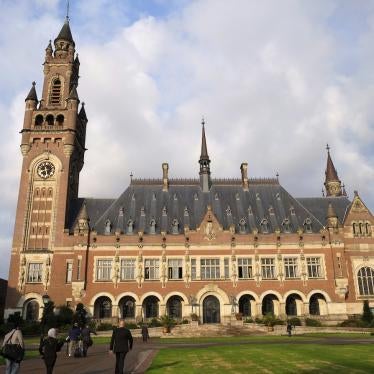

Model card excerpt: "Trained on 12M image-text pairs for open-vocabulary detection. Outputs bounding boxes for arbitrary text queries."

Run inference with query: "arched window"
[171,219,179,235]
[45,114,54,126]
[127,220,134,235]
[56,114,64,126]
[104,219,111,235]
[366,223,371,236]
[359,223,364,235]
[35,115,43,126]
[357,267,374,296]
[49,78,62,105]
[25,299,39,321]
[94,296,112,319]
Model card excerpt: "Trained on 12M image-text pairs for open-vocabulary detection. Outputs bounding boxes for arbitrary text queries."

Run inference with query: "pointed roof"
[77,203,90,221]
[68,85,79,101]
[25,81,38,102]
[55,17,75,45]
[325,145,340,182]
[326,202,337,218]
[200,119,209,161]
[79,102,87,120]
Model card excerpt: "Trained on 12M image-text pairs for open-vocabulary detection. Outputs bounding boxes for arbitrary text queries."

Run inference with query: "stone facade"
[5,19,374,325]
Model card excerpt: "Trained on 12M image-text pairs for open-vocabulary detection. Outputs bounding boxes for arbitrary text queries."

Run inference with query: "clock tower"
[6,17,87,306]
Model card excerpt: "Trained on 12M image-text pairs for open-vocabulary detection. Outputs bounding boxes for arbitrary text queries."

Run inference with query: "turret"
[199,119,211,192]
[324,145,342,197]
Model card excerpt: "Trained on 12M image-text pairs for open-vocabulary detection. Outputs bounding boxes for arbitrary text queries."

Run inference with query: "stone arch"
[166,295,184,319]
[306,289,331,303]
[35,114,44,126]
[16,292,44,308]
[196,285,230,305]
[45,114,54,126]
[283,290,307,303]
[118,296,137,320]
[24,299,40,321]
[236,290,260,303]
[261,293,281,316]
[115,292,140,305]
[238,294,256,317]
[94,296,113,319]
[48,76,63,106]
[260,290,284,303]
[89,292,116,307]
[285,293,304,316]
[308,292,328,316]
[139,292,164,305]
[202,295,221,324]
[164,291,188,305]
[142,295,161,319]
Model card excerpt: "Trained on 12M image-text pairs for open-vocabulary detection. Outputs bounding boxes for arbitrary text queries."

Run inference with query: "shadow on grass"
[147,361,181,371]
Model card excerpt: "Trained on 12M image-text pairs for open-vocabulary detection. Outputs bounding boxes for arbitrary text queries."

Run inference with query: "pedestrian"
[67,323,81,357]
[1,324,24,374]
[81,324,96,357]
[141,324,149,342]
[286,321,292,337]
[39,328,64,374]
[109,319,133,374]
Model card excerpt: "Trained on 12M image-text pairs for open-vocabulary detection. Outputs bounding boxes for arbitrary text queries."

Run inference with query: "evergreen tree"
[362,300,373,325]
[73,303,87,327]
[41,301,56,333]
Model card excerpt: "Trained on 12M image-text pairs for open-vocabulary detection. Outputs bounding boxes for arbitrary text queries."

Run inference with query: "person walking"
[39,328,64,374]
[109,320,133,374]
[286,321,293,337]
[67,323,81,357]
[141,324,149,342]
[81,324,96,357]
[2,325,24,374]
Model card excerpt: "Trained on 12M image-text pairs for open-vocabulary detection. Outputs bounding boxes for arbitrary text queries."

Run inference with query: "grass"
[147,343,374,373]
[0,350,39,366]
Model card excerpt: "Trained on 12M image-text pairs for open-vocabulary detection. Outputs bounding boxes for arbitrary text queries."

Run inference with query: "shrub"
[190,313,199,321]
[56,305,74,327]
[182,319,189,324]
[339,319,368,328]
[305,318,322,327]
[73,303,87,327]
[124,323,139,329]
[273,319,285,326]
[362,300,373,324]
[149,318,162,327]
[255,317,263,324]
[244,317,254,323]
[263,313,277,327]
[22,321,41,336]
[96,323,113,331]
[288,317,302,326]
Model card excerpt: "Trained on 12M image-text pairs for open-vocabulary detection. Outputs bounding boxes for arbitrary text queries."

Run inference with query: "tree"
[56,305,74,327]
[41,301,56,333]
[362,300,373,325]
[73,303,87,327]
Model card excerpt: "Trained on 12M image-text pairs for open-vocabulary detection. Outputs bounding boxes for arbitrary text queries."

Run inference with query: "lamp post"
[40,294,51,340]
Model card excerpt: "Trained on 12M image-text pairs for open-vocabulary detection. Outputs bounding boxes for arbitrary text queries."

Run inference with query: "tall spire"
[54,15,75,51]
[199,118,211,192]
[324,144,342,197]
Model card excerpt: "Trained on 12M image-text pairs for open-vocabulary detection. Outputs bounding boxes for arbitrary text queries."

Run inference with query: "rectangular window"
[168,259,183,280]
[284,257,298,279]
[120,258,136,280]
[261,258,276,279]
[144,259,159,280]
[307,257,322,278]
[27,263,43,283]
[224,258,230,279]
[191,259,196,280]
[200,258,220,279]
[76,259,81,280]
[96,259,112,281]
[66,262,73,283]
[238,258,253,279]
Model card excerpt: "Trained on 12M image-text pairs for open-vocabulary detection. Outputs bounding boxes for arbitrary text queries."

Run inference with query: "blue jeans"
[5,359,20,374]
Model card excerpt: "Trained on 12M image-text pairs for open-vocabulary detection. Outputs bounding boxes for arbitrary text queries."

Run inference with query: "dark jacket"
[110,327,133,353]
[68,326,81,341]
[39,337,64,364]
[141,326,149,337]
[81,327,95,342]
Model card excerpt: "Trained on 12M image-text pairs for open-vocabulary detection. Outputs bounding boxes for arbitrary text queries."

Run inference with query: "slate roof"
[296,196,351,226]
[68,178,348,235]
[55,18,74,45]
[25,82,38,102]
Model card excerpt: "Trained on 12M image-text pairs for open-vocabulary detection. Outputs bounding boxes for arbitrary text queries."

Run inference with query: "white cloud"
[0,0,374,278]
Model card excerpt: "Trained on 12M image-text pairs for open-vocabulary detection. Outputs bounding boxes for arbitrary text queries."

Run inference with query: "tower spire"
[199,118,211,192]
[324,144,342,197]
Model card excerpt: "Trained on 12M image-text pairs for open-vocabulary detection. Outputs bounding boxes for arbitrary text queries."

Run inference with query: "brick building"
[5,18,374,324]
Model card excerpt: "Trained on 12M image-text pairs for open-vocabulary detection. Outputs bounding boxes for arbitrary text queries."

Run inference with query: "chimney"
[240,162,249,191]
[162,163,169,191]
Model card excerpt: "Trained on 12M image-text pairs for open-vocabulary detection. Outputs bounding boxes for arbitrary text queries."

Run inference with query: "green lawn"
[147,343,374,373]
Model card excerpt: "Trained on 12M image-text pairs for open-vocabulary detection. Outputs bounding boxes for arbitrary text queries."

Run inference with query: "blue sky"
[0,0,374,279]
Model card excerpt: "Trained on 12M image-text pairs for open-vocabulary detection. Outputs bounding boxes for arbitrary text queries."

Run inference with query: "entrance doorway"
[203,295,220,323]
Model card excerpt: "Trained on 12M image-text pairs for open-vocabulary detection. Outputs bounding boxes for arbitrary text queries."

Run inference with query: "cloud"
[1,0,374,278]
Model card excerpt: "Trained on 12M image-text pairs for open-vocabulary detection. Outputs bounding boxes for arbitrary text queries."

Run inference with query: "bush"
[96,323,113,331]
[273,319,285,326]
[124,323,139,329]
[254,317,263,324]
[190,313,199,321]
[73,303,87,327]
[244,317,254,323]
[305,318,322,327]
[288,317,302,326]
[22,321,41,336]
[149,318,162,327]
[182,319,189,324]
[56,305,74,327]
[339,319,368,328]
[362,300,373,324]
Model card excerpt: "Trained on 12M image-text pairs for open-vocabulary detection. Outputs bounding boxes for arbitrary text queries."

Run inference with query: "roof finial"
[130,171,133,182]
[276,172,279,180]
[201,116,205,127]
[326,143,330,152]
[66,0,70,21]
[322,188,325,197]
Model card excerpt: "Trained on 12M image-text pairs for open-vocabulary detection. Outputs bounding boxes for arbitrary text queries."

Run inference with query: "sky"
[0,0,374,279]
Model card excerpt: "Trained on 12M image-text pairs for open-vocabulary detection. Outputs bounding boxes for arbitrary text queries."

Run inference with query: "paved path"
[2,336,374,373]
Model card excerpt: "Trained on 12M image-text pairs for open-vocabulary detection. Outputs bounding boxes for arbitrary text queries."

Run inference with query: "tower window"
[35,115,43,126]
[56,114,64,126]
[46,114,54,126]
[49,78,62,105]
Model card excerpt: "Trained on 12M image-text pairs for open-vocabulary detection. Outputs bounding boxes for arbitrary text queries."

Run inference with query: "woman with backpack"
[1,324,24,374]
[39,328,64,374]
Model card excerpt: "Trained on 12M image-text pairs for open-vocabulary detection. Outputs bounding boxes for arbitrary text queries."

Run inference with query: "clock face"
[37,161,55,179]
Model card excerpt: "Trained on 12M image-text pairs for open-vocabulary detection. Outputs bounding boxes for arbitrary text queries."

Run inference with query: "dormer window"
[282,218,291,233]
[49,78,62,105]
[304,218,312,233]
[104,219,111,235]
[149,219,156,235]
[127,219,134,235]
[239,219,246,234]
[171,219,179,235]
[261,219,269,234]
